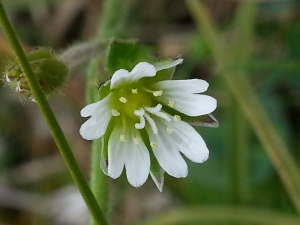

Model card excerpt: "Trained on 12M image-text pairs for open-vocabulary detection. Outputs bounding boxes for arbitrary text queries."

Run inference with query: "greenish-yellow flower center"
[122,90,152,119]
[111,88,153,120]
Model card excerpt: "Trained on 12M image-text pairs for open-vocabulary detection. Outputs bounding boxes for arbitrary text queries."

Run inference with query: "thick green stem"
[136,206,300,225]
[0,3,107,225]
[185,0,300,213]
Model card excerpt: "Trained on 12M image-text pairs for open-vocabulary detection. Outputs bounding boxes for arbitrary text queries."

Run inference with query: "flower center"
[121,90,152,120]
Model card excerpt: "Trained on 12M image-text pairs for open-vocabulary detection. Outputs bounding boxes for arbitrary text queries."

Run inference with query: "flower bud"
[3,48,68,100]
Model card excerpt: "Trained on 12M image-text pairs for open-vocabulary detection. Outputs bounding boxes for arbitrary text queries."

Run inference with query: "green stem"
[227,96,250,205]
[136,206,300,225]
[97,0,126,41]
[88,1,127,225]
[87,59,108,216]
[0,3,107,225]
[185,0,300,213]
[226,1,255,206]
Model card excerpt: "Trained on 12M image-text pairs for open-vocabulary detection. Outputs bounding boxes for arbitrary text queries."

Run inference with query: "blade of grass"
[136,205,300,225]
[185,0,300,213]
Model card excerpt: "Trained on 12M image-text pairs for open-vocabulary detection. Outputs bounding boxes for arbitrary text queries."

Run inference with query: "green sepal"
[4,48,69,99]
[149,154,164,192]
[31,57,68,94]
[144,58,181,85]
[187,113,219,128]
[105,39,154,75]
[160,103,219,128]
[100,117,117,174]
[98,79,111,100]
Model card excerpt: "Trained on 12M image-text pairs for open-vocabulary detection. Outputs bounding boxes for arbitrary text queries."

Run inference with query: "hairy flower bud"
[3,48,68,101]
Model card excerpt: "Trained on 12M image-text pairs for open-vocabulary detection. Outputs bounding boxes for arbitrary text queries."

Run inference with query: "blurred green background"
[1,0,300,225]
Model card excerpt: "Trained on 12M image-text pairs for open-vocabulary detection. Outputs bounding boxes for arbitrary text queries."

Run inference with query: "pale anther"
[173,115,181,122]
[168,101,175,107]
[111,109,120,116]
[133,137,140,145]
[166,127,173,134]
[131,88,138,94]
[120,134,126,142]
[119,97,128,103]
[5,73,11,82]
[150,142,157,147]
[153,90,163,97]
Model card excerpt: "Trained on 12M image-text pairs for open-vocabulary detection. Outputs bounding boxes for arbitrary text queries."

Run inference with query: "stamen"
[173,115,181,122]
[144,113,158,134]
[142,87,163,97]
[133,137,140,145]
[153,90,163,97]
[111,109,120,116]
[120,134,126,142]
[166,127,173,134]
[168,101,175,107]
[150,142,157,148]
[131,88,138,94]
[119,97,128,103]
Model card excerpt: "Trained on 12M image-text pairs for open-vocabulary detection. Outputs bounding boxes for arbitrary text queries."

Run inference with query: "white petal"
[131,62,156,76]
[111,62,156,89]
[153,79,209,94]
[158,94,217,117]
[162,120,209,163]
[80,101,101,117]
[79,98,112,140]
[107,122,126,179]
[80,94,110,117]
[110,69,130,89]
[146,122,188,178]
[125,129,150,187]
[154,58,183,72]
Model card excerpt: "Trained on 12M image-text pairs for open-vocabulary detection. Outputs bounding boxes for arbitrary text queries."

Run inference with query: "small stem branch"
[0,3,107,225]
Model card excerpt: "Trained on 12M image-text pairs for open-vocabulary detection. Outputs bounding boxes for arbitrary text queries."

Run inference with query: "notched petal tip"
[131,62,156,76]
[80,101,101,117]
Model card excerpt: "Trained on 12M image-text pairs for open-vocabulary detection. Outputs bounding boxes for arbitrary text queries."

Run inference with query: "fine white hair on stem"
[58,41,102,70]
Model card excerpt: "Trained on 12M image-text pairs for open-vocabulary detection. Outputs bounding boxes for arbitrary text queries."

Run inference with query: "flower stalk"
[0,3,107,225]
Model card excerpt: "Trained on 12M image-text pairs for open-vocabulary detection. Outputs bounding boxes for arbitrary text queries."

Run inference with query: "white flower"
[80,59,217,191]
